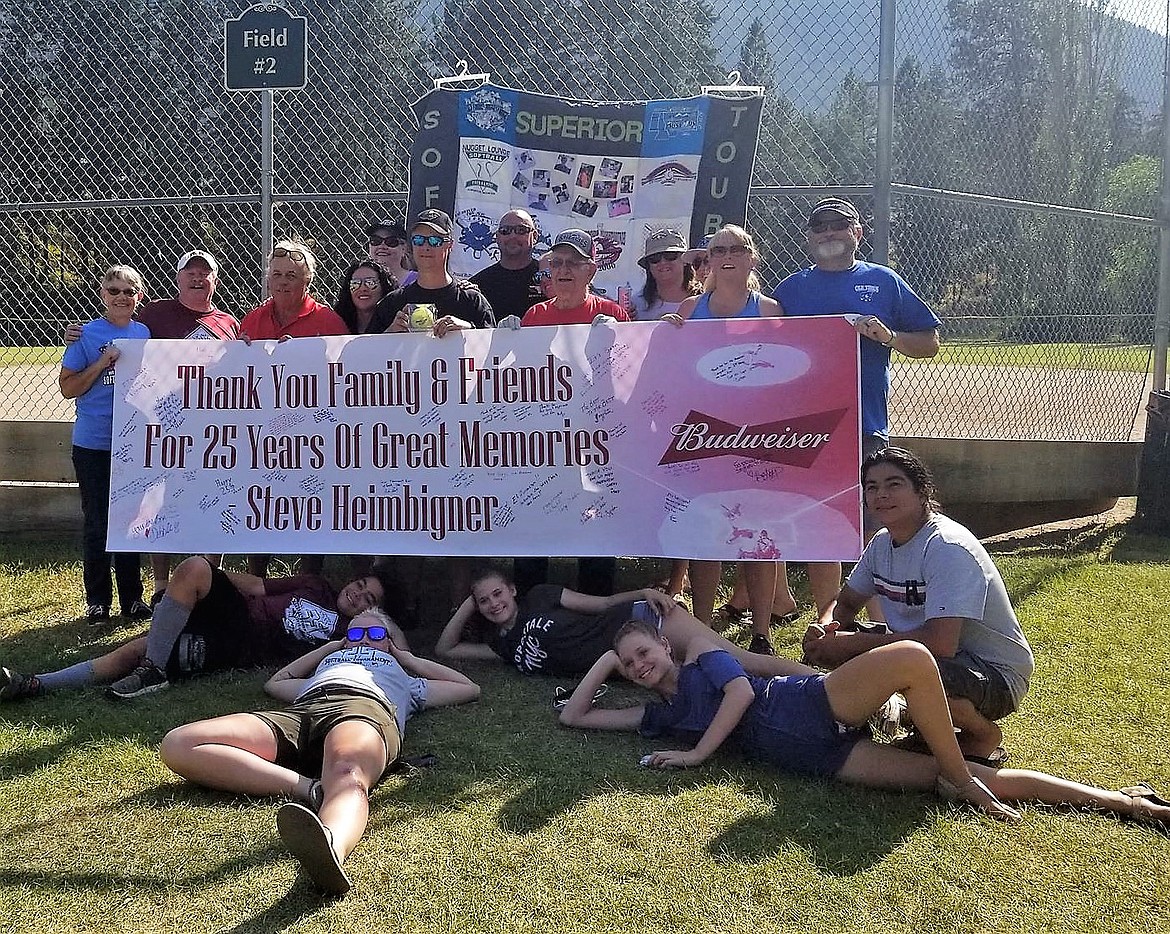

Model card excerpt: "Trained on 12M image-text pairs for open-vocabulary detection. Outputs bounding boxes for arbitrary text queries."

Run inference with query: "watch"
[881,331,897,348]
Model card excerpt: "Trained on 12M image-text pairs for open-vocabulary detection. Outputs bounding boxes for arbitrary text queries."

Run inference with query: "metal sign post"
[224,3,308,285]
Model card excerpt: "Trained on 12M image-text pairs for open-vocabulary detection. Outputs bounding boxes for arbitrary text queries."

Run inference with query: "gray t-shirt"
[296,645,428,735]
[846,513,1034,705]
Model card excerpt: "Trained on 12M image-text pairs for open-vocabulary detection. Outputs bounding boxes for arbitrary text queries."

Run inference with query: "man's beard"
[811,240,852,262]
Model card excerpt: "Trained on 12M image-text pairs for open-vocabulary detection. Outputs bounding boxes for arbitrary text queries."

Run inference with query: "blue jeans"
[72,445,142,611]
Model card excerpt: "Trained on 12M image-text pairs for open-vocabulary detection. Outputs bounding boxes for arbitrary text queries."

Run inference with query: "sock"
[144,594,193,668]
[37,660,95,690]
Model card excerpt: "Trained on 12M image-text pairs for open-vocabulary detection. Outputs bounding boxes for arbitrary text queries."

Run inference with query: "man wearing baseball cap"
[371,208,495,336]
[64,249,239,604]
[520,229,630,327]
[775,197,941,611]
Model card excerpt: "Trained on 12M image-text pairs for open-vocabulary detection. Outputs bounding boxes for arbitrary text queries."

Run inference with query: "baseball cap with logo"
[551,229,595,261]
[176,250,219,274]
[806,198,861,227]
[366,218,407,238]
[411,209,453,236]
[638,228,688,268]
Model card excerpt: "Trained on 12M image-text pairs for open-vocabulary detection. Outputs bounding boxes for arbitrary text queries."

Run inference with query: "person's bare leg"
[807,562,842,615]
[744,561,778,638]
[90,636,148,681]
[770,562,797,617]
[947,696,1004,759]
[659,604,814,677]
[161,713,308,799]
[666,559,689,597]
[823,642,1017,819]
[317,720,395,862]
[688,560,722,626]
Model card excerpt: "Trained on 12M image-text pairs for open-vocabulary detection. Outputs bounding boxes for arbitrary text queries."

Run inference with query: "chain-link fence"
[1,0,1166,441]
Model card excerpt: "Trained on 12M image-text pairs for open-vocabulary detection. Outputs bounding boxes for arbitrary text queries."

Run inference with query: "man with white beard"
[774,198,941,612]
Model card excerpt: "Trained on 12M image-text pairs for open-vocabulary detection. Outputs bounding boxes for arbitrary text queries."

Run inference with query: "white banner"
[107,319,863,560]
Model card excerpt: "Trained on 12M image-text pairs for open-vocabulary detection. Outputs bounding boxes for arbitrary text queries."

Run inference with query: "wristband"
[882,331,897,348]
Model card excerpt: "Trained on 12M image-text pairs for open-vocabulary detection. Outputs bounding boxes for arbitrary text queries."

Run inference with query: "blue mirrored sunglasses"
[346,625,389,642]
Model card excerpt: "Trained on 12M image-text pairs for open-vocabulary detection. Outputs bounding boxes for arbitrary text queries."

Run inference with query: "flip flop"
[964,746,1011,768]
[277,802,351,895]
[770,610,801,626]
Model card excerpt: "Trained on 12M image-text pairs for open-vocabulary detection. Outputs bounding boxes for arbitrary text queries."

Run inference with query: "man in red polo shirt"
[239,241,348,340]
[520,229,629,327]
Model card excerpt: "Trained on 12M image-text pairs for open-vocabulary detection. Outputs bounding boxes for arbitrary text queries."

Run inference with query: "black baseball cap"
[411,209,453,236]
[807,198,861,227]
[366,218,407,238]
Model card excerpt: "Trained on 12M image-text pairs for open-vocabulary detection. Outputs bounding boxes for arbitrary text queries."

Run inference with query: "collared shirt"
[239,295,349,340]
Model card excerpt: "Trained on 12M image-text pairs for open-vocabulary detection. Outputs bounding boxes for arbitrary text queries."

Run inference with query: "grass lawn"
[0,346,61,366]
[1,538,1169,932]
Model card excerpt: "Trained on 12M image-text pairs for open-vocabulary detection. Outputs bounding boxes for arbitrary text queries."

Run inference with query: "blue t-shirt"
[62,317,150,450]
[639,649,863,778]
[775,261,940,437]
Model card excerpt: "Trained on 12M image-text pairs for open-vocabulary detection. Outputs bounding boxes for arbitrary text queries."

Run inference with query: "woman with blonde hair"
[670,225,796,655]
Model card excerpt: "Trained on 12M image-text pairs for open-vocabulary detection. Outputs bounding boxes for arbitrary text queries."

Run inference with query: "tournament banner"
[408,84,764,300]
[106,318,862,560]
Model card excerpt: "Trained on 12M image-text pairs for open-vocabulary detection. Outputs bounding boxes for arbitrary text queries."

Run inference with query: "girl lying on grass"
[437,568,811,679]
[559,619,1170,827]
[161,609,480,895]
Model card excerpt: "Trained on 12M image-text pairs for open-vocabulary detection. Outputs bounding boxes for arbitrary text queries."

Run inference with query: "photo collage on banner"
[409,84,765,300]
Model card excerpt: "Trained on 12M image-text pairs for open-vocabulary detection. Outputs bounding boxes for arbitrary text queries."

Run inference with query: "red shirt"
[521,295,630,328]
[239,296,349,339]
[137,299,239,340]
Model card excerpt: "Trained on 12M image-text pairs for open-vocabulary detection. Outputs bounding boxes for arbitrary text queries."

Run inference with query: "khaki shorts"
[253,686,403,780]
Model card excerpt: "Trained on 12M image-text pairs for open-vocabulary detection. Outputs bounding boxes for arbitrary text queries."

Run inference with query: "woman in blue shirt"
[59,265,151,624]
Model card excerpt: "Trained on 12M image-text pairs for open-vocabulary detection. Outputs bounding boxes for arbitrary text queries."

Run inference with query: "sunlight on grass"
[1,537,1168,932]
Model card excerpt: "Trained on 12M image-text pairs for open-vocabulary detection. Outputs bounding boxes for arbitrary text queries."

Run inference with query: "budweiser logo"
[658,409,847,468]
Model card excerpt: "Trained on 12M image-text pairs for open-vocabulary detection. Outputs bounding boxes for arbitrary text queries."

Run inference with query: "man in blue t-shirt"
[774,198,942,610]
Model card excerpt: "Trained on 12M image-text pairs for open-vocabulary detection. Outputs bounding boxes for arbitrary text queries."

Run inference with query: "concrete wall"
[0,421,1142,539]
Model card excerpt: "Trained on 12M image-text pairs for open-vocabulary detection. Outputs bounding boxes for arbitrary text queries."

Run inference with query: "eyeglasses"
[348,276,381,291]
[104,286,138,296]
[707,244,750,257]
[646,252,682,265]
[808,219,855,234]
[547,256,589,270]
[369,235,403,247]
[272,247,307,263]
[496,225,534,236]
[346,625,389,642]
[411,234,451,248]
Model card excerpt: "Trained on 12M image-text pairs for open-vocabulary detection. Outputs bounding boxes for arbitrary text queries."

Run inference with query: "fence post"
[871,0,896,265]
[260,89,275,283]
[1155,24,1170,392]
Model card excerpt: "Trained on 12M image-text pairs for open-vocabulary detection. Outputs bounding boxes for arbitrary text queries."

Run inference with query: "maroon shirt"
[137,298,239,340]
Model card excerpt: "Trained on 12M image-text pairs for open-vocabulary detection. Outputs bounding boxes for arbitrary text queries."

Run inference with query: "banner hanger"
[434,60,490,90]
[702,70,763,99]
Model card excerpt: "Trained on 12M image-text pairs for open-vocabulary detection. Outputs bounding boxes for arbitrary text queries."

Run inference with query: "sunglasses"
[411,234,451,247]
[497,225,534,236]
[708,244,749,257]
[346,625,389,642]
[646,252,682,265]
[348,276,381,290]
[272,246,307,262]
[369,235,404,247]
[547,256,589,270]
[104,286,139,296]
[808,219,855,234]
